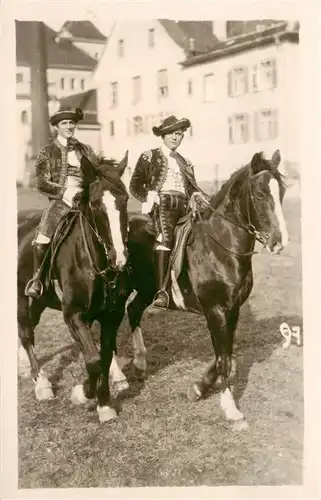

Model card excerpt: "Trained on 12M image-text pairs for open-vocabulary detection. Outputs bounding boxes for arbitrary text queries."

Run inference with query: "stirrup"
[24,278,44,298]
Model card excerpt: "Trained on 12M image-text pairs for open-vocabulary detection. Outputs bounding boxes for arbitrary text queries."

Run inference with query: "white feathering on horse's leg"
[70,384,88,405]
[132,327,147,372]
[97,405,117,423]
[220,388,248,430]
[110,353,129,393]
[18,345,30,379]
[34,369,54,400]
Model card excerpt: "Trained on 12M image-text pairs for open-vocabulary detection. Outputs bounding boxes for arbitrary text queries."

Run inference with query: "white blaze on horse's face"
[102,191,126,267]
[269,178,289,250]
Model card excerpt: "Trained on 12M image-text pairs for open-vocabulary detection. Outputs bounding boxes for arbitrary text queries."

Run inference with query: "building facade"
[16,21,105,184]
[94,20,299,190]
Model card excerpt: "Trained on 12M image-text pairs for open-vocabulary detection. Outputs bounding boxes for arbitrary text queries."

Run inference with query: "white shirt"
[160,146,185,194]
[57,135,82,206]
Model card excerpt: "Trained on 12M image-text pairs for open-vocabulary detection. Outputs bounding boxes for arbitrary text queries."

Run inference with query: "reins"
[71,206,118,286]
[192,169,274,258]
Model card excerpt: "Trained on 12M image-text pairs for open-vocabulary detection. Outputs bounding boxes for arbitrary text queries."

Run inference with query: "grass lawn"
[17,188,303,488]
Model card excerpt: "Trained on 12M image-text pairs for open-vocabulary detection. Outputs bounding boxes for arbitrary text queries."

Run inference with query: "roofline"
[16,62,96,71]
[67,36,107,44]
[180,29,299,68]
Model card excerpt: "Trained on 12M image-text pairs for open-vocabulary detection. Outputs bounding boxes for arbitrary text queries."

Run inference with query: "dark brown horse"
[117,150,288,430]
[17,152,133,423]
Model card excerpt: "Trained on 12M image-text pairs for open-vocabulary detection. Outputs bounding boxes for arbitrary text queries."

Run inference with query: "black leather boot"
[151,249,171,309]
[24,243,49,299]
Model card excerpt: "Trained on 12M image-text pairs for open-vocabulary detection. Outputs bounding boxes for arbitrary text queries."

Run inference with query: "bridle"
[71,201,123,288]
[193,169,275,258]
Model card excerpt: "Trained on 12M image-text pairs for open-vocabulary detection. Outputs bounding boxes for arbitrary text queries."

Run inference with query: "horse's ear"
[271,149,281,168]
[117,150,129,177]
[250,152,264,173]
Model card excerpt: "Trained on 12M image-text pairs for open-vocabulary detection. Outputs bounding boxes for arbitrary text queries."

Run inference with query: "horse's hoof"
[113,379,129,393]
[97,405,117,423]
[187,383,202,402]
[230,419,249,432]
[71,384,88,405]
[133,357,147,373]
[34,372,54,401]
[134,365,147,380]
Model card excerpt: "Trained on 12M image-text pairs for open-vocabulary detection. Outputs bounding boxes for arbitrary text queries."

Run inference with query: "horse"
[17,151,134,423]
[113,150,289,430]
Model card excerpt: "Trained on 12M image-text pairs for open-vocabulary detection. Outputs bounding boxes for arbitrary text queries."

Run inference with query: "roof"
[60,21,107,41]
[181,22,299,67]
[16,21,98,70]
[158,20,218,54]
[59,89,99,125]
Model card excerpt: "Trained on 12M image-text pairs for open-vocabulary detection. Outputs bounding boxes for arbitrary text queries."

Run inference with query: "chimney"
[212,21,227,40]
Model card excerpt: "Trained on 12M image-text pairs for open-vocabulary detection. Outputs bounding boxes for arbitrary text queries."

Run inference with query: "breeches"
[37,199,71,240]
[152,191,188,249]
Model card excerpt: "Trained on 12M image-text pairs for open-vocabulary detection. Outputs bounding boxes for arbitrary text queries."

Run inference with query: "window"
[203,73,215,102]
[157,69,169,98]
[133,115,144,135]
[187,79,193,96]
[110,81,118,107]
[118,39,124,58]
[228,114,249,144]
[252,60,277,92]
[16,73,23,84]
[70,78,75,90]
[254,109,278,141]
[110,121,115,136]
[94,52,99,59]
[228,67,248,97]
[60,77,65,90]
[148,28,155,48]
[80,79,85,90]
[132,76,141,103]
[21,110,28,124]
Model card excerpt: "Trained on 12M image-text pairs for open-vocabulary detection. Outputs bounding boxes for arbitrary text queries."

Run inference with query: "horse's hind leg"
[127,291,152,374]
[18,295,54,400]
[64,310,101,404]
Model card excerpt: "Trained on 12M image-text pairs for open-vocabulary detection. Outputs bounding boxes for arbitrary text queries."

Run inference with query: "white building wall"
[95,20,187,186]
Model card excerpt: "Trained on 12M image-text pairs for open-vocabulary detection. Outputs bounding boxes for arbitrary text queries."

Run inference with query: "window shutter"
[273,109,278,139]
[252,65,257,92]
[244,66,249,93]
[254,111,259,141]
[228,116,233,143]
[228,70,232,97]
[272,60,277,88]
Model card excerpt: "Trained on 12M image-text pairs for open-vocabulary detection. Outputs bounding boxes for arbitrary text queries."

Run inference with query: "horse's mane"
[80,154,129,203]
[210,153,286,210]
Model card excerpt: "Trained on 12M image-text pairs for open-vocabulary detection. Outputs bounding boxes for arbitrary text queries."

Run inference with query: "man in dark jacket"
[25,106,100,299]
[129,115,207,309]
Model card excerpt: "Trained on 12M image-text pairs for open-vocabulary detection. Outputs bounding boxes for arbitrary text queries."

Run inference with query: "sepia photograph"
[1,1,320,498]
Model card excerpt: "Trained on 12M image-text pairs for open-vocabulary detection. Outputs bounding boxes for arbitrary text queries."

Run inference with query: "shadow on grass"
[116,302,303,406]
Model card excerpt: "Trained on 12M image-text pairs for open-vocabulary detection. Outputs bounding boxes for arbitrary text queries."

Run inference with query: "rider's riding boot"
[151,249,171,309]
[24,243,49,299]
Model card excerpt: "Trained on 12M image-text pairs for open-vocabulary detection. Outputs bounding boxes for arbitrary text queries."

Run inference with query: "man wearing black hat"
[25,107,98,298]
[129,115,208,309]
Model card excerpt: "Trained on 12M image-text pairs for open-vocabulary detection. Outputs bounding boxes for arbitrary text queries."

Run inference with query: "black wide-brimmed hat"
[49,107,84,126]
[152,115,191,137]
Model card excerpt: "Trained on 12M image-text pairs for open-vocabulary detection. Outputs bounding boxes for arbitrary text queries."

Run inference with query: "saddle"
[41,211,79,289]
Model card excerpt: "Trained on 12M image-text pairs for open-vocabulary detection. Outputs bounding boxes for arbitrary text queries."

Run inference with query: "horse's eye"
[256,191,265,200]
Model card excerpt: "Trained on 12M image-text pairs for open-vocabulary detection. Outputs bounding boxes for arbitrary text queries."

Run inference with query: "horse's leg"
[64,309,101,405]
[96,309,127,422]
[18,295,54,400]
[188,305,248,430]
[127,291,152,374]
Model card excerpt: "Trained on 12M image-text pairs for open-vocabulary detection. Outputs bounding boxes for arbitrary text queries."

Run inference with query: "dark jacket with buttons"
[129,147,200,203]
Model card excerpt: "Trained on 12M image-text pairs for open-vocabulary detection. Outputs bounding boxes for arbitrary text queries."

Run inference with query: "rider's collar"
[57,135,68,147]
